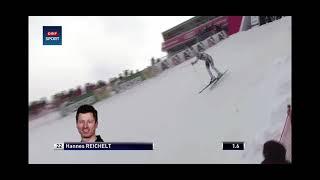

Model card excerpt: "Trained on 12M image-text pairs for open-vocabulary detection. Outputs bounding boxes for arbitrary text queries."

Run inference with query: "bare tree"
[151,57,155,66]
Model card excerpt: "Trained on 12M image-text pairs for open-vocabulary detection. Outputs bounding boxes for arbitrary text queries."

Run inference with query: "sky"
[29,16,194,103]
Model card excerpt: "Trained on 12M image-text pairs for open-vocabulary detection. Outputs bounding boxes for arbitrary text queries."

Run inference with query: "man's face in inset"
[76,113,98,139]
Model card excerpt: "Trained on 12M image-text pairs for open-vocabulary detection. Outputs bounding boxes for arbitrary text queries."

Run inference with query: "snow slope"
[29,17,291,164]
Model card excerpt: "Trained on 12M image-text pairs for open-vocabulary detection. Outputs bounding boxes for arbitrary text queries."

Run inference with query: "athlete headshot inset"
[76,104,104,142]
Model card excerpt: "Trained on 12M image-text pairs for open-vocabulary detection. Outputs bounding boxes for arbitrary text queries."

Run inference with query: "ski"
[209,70,229,90]
[198,79,216,94]
[198,70,229,94]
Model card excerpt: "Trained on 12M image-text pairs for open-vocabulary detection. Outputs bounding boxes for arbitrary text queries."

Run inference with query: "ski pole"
[192,63,198,75]
[192,64,202,83]
[280,105,291,142]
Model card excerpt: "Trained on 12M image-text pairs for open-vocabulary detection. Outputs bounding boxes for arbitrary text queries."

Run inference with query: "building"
[161,16,272,56]
[161,16,230,56]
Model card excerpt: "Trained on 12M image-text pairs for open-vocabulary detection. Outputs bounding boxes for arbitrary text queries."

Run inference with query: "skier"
[191,52,222,83]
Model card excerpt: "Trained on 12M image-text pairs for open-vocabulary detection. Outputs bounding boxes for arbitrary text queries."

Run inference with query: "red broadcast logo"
[47,32,59,37]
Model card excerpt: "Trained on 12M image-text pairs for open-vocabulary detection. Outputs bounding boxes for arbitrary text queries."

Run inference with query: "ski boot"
[210,77,217,83]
